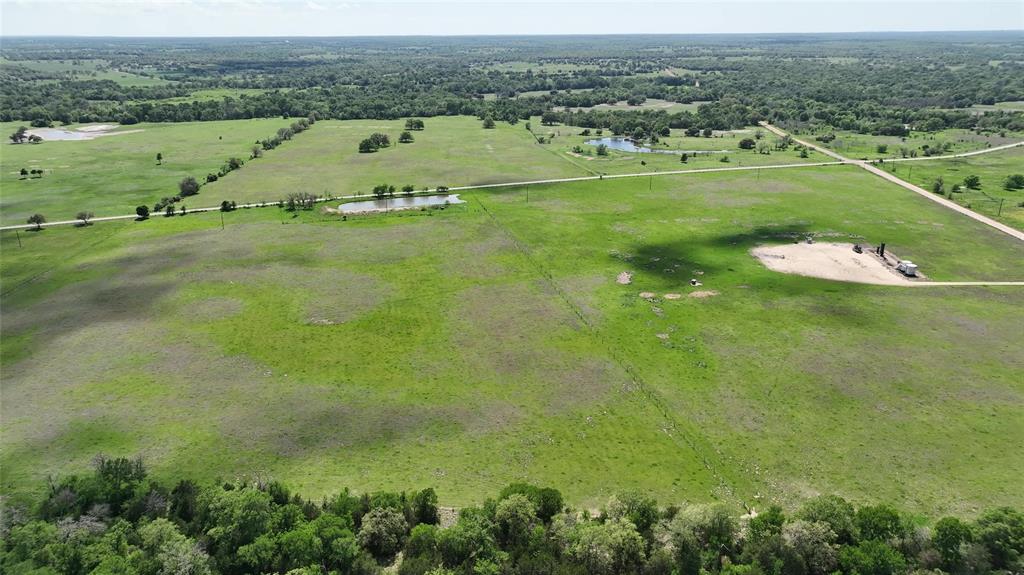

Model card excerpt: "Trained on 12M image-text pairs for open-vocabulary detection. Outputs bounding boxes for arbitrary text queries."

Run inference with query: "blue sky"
[1,0,1021,37]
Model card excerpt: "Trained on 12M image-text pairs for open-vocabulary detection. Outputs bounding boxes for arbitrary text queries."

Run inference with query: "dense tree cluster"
[2,34,1021,135]
[3,457,1023,575]
[358,133,391,153]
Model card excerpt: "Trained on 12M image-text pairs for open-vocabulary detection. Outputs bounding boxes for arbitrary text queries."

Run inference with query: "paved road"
[0,160,843,231]
[759,122,1024,242]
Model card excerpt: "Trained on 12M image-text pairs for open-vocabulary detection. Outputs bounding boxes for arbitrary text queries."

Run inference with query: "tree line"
[2,34,1022,135]
[2,456,1022,575]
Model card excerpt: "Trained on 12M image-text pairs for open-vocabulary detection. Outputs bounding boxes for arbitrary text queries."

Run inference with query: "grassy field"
[481,61,602,73]
[2,115,830,226]
[573,98,706,114]
[206,117,588,203]
[134,88,272,104]
[883,146,1024,228]
[808,127,1024,160]
[964,101,1024,113]
[535,123,823,175]
[3,164,1022,516]
[0,119,295,226]
[0,58,172,87]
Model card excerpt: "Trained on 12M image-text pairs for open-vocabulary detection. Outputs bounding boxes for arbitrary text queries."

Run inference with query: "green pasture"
[0,58,172,87]
[884,145,1024,228]
[577,98,705,114]
[481,61,601,73]
[809,127,1024,160]
[535,123,822,175]
[0,119,301,226]
[3,164,1022,516]
[134,88,272,104]
[965,101,1024,113]
[1,115,829,227]
[206,116,587,203]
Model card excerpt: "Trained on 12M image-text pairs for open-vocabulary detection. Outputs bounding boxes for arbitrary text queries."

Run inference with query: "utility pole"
[998,198,1005,217]
[220,211,224,230]
[15,230,22,248]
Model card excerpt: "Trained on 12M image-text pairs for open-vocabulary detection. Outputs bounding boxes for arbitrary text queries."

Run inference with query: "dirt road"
[759,122,1024,242]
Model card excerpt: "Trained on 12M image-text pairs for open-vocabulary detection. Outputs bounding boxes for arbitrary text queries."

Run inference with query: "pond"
[24,124,135,141]
[26,128,93,141]
[339,194,465,214]
[584,137,728,155]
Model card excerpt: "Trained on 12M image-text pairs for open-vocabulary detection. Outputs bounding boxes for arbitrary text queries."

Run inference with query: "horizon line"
[3,29,1023,39]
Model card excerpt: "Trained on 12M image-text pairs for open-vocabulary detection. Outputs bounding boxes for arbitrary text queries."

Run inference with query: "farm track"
[759,122,1024,242]
[887,140,1024,162]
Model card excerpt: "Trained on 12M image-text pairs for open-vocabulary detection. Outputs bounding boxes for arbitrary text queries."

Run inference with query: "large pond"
[339,194,465,214]
[584,137,727,155]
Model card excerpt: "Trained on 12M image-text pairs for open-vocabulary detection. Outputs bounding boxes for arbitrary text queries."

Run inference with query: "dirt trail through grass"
[760,122,1024,242]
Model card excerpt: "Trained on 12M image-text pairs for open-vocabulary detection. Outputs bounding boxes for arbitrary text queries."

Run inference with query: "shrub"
[1003,174,1024,190]
[178,176,200,197]
[358,507,408,560]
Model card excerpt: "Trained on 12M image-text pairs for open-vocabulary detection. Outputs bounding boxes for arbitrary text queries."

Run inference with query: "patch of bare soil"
[690,290,720,298]
[751,242,916,286]
[616,271,633,285]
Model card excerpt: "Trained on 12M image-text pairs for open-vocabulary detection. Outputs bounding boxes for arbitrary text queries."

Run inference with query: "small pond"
[26,128,93,141]
[584,137,727,155]
[339,194,464,214]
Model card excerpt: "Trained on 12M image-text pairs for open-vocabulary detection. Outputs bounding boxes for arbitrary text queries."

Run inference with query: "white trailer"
[896,261,918,277]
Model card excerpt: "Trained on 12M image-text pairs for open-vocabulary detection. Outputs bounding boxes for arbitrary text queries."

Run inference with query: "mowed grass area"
[206,117,588,203]
[809,127,1024,160]
[573,98,705,114]
[2,164,1022,515]
[0,119,294,226]
[536,123,823,175]
[133,88,273,104]
[962,101,1024,113]
[886,146,1024,228]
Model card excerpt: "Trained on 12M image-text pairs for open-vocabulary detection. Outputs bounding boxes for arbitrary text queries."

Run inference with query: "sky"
[1,0,1022,37]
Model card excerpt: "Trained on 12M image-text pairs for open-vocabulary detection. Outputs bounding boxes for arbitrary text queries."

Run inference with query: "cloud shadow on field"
[705,223,812,248]
[620,225,813,280]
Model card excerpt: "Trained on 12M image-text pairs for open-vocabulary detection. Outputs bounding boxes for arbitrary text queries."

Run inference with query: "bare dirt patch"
[752,242,915,286]
[689,290,720,298]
